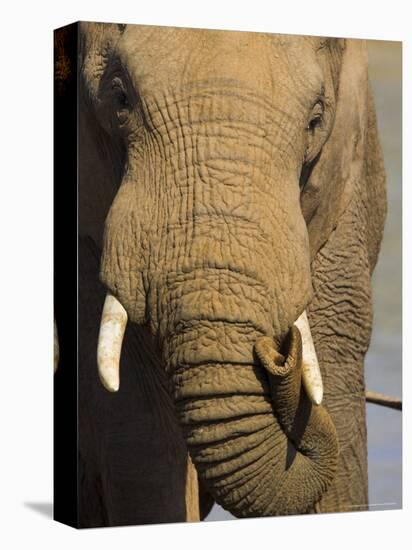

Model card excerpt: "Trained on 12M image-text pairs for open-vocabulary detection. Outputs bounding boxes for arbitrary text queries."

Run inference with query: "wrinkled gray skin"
[78,23,386,521]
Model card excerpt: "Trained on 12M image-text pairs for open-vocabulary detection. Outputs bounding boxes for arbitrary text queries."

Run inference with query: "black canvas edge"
[53,21,80,529]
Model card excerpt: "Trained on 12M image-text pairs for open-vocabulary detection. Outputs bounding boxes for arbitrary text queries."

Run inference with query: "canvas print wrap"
[53,22,402,528]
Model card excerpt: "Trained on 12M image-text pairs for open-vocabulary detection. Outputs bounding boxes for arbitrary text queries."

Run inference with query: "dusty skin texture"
[71,23,386,524]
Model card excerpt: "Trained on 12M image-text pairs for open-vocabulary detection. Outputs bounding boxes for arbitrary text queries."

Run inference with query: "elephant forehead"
[116,27,320,103]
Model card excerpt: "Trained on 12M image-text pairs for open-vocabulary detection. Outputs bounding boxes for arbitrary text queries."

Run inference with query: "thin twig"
[365,390,402,411]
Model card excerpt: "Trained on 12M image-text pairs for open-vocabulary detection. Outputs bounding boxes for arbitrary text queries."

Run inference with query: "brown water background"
[207,40,402,521]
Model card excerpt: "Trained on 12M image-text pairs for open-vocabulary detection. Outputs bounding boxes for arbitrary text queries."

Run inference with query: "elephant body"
[55,23,386,525]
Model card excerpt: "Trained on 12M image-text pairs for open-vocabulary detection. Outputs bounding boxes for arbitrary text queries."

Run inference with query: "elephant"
[55,22,388,526]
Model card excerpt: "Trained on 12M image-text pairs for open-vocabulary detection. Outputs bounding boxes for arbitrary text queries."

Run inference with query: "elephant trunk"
[162,275,339,517]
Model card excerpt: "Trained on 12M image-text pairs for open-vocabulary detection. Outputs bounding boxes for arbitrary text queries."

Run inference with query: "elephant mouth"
[96,293,323,406]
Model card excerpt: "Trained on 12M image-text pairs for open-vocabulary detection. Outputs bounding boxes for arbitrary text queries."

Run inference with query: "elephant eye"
[111,77,131,126]
[304,99,327,163]
[307,114,322,132]
[306,101,324,134]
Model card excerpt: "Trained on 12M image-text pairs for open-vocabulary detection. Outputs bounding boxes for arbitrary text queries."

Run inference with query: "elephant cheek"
[99,178,147,325]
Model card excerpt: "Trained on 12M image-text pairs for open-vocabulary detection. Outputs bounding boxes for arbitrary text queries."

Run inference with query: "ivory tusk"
[97,293,128,392]
[54,319,59,373]
[294,310,323,405]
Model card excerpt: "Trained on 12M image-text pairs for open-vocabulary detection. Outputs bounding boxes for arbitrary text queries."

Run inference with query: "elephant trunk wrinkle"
[163,276,339,517]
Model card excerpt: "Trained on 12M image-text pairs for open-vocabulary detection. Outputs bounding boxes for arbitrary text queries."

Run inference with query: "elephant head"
[80,24,386,517]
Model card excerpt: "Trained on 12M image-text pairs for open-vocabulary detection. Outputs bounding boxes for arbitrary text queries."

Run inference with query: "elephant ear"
[54,24,78,96]
[302,38,386,270]
[303,39,387,512]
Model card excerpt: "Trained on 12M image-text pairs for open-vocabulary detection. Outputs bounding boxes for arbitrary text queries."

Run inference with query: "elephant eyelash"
[110,77,132,126]
[111,78,130,107]
[306,101,324,133]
